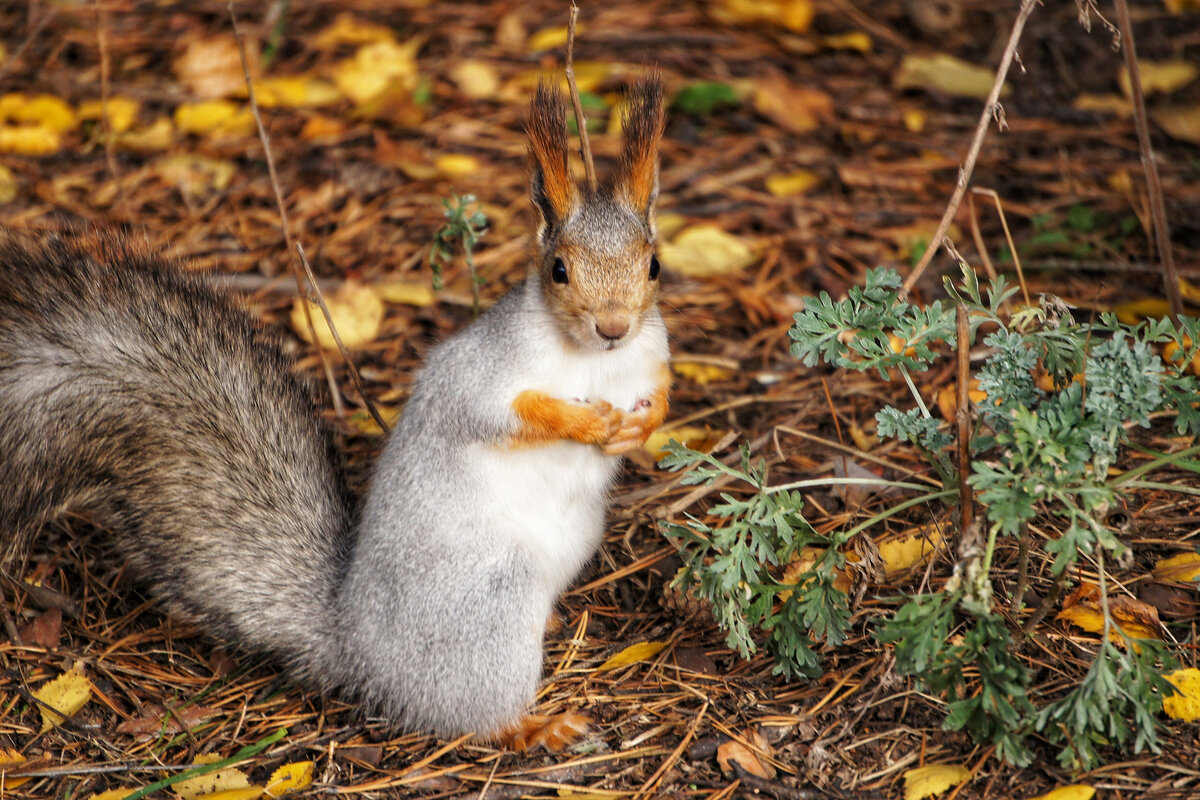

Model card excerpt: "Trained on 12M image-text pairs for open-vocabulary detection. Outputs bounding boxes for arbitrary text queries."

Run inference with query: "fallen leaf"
[643,426,725,460]
[16,607,61,648]
[451,59,500,100]
[903,764,970,800]
[712,0,814,33]
[1164,0,1200,10]
[173,36,256,100]
[877,526,943,579]
[1113,297,1171,325]
[556,790,623,800]
[0,164,16,204]
[823,31,872,52]
[1153,551,1200,583]
[1073,93,1132,117]
[78,96,140,133]
[765,169,820,197]
[672,361,734,385]
[374,281,435,306]
[0,748,30,789]
[115,703,219,741]
[118,117,175,151]
[314,14,396,48]
[895,53,1008,100]
[174,755,252,800]
[291,281,385,351]
[935,378,988,421]
[263,761,314,798]
[904,109,926,132]
[659,225,756,276]
[527,25,578,52]
[174,100,254,138]
[1028,786,1095,800]
[1119,60,1198,97]
[1163,667,1200,721]
[780,547,853,597]
[255,76,341,109]
[597,641,669,671]
[434,153,480,179]
[849,422,877,451]
[193,789,263,800]
[155,155,237,197]
[716,732,776,778]
[1057,583,1166,644]
[89,790,135,800]
[0,124,61,155]
[753,74,833,133]
[1152,105,1200,144]
[32,665,93,732]
[332,38,421,107]
[346,406,401,436]
[0,92,77,132]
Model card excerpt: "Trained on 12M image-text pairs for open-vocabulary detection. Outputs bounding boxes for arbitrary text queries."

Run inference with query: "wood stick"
[565,3,597,192]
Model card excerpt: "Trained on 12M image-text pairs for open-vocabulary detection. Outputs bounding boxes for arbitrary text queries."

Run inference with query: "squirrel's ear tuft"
[527,83,578,234]
[614,76,665,224]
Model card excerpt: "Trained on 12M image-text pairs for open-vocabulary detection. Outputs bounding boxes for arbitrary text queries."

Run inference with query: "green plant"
[661,264,1200,768]
[430,192,488,314]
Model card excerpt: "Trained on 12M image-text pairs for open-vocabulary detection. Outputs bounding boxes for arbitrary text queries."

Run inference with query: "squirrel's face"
[526,78,664,353]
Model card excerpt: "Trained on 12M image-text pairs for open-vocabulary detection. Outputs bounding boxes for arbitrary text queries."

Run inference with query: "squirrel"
[0,77,669,752]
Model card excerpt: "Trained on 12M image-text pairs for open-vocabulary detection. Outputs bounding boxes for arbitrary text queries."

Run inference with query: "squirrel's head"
[526,77,664,353]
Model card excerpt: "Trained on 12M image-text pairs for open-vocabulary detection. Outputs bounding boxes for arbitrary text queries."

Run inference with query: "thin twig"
[295,243,390,434]
[565,3,597,192]
[1113,0,1181,325]
[227,0,344,416]
[955,304,973,534]
[972,188,1030,308]
[93,0,129,222]
[903,0,1039,294]
[0,6,53,82]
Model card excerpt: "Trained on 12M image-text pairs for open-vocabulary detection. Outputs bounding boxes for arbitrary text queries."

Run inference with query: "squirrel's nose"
[595,316,630,342]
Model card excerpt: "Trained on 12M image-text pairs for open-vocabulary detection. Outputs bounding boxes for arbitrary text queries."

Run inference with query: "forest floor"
[2,0,1200,798]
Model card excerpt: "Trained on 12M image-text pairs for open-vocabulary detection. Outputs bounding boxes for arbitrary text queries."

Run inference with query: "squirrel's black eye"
[649,254,661,281]
[551,257,568,284]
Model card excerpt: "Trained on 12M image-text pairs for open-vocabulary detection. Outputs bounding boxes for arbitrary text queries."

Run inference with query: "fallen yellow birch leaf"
[33,665,93,732]
[1153,551,1200,583]
[78,96,140,133]
[659,225,755,277]
[903,764,970,800]
[373,281,435,306]
[0,165,16,204]
[434,153,480,179]
[878,526,943,579]
[765,169,820,197]
[1163,667,1200,721]
[119,117,175,151]
[0,92,76,132]
[0,124,62,155]
[264,760,315,797]
[597,641,669,671]
[315,13,397,48]
[1028,786,1095,800]
[672,361,733,385]
[174,755,252,800]
[174,100,253,138]
[557,790,624,800]
[194,788,264,800]
[451,59,500,100]
[1073,93,1132,117]
[1119,60,1198,97]
[255,76,341,109]
[895,53,1008,100]
[89,790,136,800]
[643,426,724,460]
[291,281,385,351]
[0,748,30,789]
[1152,105,1200,144]
[154,155,237,197]
[713,0,814,33]
[527,25,577,52]
[332,38,421,106]
[823,31,872,53]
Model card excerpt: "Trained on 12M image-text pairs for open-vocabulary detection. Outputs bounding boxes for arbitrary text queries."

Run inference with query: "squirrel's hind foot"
[494,711,591,753]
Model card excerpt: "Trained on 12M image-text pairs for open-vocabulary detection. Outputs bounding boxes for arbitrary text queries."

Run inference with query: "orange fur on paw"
[500,712,591,753]
[511,391,619,447]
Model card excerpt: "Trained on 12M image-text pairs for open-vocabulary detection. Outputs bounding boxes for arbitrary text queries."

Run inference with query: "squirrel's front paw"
[599,404,657,455]
[500,712,591,753]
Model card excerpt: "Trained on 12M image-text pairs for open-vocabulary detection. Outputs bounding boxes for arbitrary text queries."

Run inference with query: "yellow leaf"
[557,790,625,800]
[1164,0,1200,10]
[1152,105,1200,144]
[300,115,347,142]
[0,92,77,132]
[332,38,421,106]
[903,109,926,132]
[1028,786,1096,800]
[1154,551,1200,583]
[78,96,140,133]
[89,790,136,800]
[1164,667,1200,721]
[315,13,397,48]
[1112,297,1171,325]
[822,31,872,53]
[264,760,315,797]
[346,405,401,436]
[878,527,943,578]
[713,0,814,33]
[655,212,687,240]
[765,169,820,197]
[1072,93,1132,117]
[291,281,385,351]
[597,641,669,671]
[0,164,16,204]
[0,747,30,789]
[659,225,755,277]
[0,124,61,155]
[174,757,252,800]
[174,100,253,138]
[255,76,341,109]
[672,362,734,385]
[527,26,577,53]
[32,665,93,732]
[373,281,435,306]
[1119,60,1198,98]
[903,764,970,800]
[895,53,1008,100]
[434,154,480,179]
[451,59,500,100]
[194,788,263,800]
[643,425,723,460]
[118,117,175,151]
[155,155,236,197]
[753,75,833,133]
[849,422,877,452]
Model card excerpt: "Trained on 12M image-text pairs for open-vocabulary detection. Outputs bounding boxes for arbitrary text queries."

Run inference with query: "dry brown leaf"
[1119,60,1198,97]
[752,74,833,134]
[1057,583,1165,644]
[173,36,256,100]
[115,703,219,741]
[895,53,1008,100]
[16,607,61,649]
[290,281,385,351]
[716,737,775,779]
